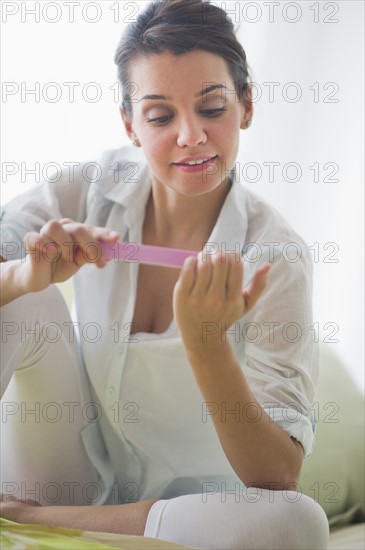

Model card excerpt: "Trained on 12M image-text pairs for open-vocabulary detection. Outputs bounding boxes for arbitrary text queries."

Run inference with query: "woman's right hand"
[0,493,42,524]
[0,219,119,305]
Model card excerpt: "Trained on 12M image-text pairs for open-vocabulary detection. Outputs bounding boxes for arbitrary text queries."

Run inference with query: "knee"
[1,284,74,378]
[276,493,329,550]
[1,284,70,324]
[22,284,69,314]
[229,490,329,550]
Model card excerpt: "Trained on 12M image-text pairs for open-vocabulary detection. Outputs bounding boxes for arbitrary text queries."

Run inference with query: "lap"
[144,490,330,549]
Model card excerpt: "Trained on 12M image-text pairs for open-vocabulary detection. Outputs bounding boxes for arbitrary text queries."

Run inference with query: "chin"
[174,179,225,197]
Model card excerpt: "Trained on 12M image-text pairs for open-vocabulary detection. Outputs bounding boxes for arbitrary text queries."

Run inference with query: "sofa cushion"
[299,345,364,525]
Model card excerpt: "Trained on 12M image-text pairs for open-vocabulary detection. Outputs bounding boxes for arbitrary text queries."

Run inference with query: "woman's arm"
[0,258,31,306]
[0,496,158,535]
[185,339,303,490]
[173,253,303,490]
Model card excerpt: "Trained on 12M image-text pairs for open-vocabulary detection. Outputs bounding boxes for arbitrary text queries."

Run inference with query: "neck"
[143,177,232,249]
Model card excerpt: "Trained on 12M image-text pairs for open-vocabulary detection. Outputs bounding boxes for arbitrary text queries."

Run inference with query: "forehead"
[129,50,234,100]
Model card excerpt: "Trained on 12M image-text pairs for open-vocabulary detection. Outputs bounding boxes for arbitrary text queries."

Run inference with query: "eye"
[146,115,171,125]
[201,108,227,116]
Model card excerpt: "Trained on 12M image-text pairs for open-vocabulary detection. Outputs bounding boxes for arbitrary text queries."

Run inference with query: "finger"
[23,231,49,263]
[41,221,89,268]
[62,223,120,266]
[63,224,101,266]
[40,220,75,262]
[45,223,99,267]
[43,220,119,265]
[242,263,272,312]
[95,228,120,241]
[214,252,239,298]
[175,255,197,297]
[60,219,120,242]
[190,252,213,296]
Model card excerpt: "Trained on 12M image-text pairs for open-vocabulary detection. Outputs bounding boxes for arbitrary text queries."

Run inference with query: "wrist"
[184,336,235,364]
[0,260,28,306]
[13,259,29,296]
[1,500,40,524]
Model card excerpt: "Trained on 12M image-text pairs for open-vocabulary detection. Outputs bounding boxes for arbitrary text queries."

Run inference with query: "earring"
[131,138,139,147]
[246,119,252,128]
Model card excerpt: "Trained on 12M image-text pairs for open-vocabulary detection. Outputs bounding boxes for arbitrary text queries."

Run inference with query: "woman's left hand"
[173,252,271,353]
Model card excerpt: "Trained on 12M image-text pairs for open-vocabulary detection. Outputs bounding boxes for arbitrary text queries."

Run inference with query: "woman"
[0,0,329,548]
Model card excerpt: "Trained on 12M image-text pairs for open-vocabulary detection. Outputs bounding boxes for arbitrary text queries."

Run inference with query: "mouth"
[173,155,218,166]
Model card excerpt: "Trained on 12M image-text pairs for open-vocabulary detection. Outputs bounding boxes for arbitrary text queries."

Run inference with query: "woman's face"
[121,50,251,197]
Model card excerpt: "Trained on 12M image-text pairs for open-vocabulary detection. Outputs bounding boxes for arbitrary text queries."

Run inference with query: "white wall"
[1,1,363,390]
[235,1,364,391]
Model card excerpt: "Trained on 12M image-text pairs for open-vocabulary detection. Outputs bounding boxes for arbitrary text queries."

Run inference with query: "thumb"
[242,263,272,313]
[24,233,61,265]
[23,232,44,264]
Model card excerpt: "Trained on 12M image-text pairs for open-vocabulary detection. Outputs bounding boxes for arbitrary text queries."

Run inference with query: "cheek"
[207,120,240,159]
[224,111,242,135]
[143,132,172,165]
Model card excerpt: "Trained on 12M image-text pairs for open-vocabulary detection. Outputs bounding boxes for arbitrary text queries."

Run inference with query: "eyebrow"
[140,83,227,101]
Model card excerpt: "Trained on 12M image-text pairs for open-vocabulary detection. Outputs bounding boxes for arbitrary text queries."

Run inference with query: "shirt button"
[118,345,125,356]
[108,387,115,400]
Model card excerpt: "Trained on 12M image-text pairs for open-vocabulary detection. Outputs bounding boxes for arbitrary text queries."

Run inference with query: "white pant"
[0,286,329,549]
[0,285,103,506]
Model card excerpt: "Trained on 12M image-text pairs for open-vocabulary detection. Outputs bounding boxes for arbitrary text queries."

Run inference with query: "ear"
[240,84,253,130]
[119,107,138,143]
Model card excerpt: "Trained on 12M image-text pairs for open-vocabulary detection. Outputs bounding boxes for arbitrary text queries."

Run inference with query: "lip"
[173,155,217,165]
[172,155,218,173]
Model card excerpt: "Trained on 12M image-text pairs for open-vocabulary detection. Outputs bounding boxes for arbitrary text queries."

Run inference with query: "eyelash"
[146,108,227,125]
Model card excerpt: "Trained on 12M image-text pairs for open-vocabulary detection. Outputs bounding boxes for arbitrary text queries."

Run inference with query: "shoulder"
[233,187,314,298]
[242,187,312,268]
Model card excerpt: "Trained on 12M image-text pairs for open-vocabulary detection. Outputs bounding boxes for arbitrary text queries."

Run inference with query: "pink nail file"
[100,241,199,268]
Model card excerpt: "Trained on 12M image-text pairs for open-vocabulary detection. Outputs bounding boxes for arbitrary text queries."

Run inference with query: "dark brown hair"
[114,0,251,117]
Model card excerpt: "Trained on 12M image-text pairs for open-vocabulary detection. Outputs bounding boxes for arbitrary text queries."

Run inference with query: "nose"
[176,115,207,147]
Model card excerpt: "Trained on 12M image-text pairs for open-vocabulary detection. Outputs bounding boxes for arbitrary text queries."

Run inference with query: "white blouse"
[0,146,319,503]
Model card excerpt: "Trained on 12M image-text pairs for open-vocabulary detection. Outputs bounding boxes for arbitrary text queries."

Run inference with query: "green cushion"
[56,280,73,310]
[299,345,365,525]
[0,518,195,549]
